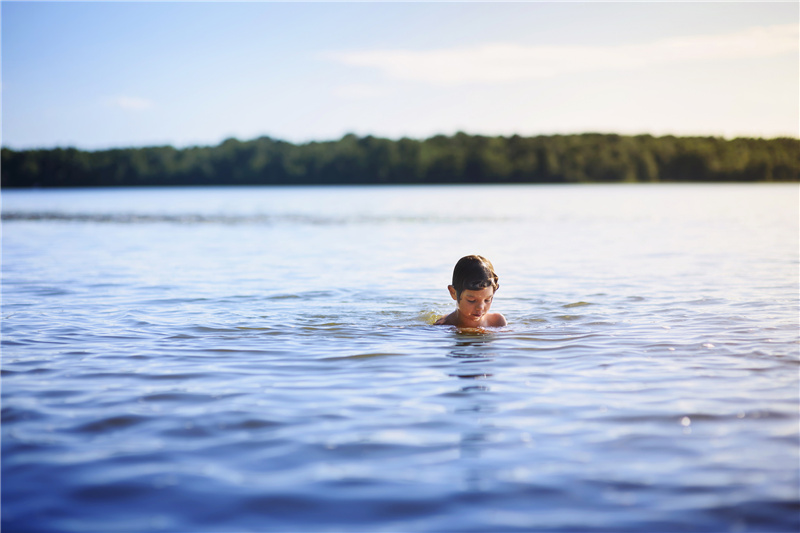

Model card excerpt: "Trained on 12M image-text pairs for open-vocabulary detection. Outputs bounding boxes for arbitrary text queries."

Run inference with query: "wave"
[1,211,515,225]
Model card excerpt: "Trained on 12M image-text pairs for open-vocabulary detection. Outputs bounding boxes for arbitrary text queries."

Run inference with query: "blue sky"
[2,1,798,150]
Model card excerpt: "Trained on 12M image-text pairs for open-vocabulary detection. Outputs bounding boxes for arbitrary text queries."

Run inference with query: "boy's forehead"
[461,286,495,297]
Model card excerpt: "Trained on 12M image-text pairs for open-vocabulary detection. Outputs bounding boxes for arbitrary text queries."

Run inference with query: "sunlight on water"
[2,184,798,532]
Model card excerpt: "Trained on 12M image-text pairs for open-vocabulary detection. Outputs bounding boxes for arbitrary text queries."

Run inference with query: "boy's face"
[448,285,495,327]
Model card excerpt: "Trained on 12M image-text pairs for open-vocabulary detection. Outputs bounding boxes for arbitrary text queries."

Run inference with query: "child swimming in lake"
[435,255,507,328]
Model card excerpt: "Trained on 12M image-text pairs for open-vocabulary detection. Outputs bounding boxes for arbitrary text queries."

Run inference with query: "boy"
[435,255,507,328]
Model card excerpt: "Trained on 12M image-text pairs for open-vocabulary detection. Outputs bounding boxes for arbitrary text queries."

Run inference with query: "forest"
[1,132,798,188]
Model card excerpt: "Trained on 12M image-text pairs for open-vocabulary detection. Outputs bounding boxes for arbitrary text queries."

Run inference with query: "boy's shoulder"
[434,311,457,326]
[485,312,507,327]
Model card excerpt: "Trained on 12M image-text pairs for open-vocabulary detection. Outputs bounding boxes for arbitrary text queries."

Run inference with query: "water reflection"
[447,332,500,492]
[447,334,496,385]
[447,331,497,358]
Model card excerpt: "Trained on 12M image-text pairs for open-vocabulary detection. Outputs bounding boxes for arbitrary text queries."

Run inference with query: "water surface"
[2,184,798,532]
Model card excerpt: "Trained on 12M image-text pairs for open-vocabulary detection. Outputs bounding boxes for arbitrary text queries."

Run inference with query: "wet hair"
[451,255,499,300]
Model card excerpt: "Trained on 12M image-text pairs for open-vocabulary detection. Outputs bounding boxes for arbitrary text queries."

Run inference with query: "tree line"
[2,132,798,188]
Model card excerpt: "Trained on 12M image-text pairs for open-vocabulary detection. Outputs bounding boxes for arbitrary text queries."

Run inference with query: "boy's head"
[449,255,499,301]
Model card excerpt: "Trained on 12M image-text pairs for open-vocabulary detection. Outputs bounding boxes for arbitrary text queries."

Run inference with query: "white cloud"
[107,96,154,110]
[324,23,798,85]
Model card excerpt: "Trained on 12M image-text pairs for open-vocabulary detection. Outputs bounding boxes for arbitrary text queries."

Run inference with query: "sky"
[2,1,798,150]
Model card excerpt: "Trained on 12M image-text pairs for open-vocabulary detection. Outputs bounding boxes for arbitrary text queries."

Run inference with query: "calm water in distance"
[2,184,798,532]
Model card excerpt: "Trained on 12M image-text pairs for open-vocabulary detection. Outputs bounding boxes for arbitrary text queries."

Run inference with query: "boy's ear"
[447,285,457,300]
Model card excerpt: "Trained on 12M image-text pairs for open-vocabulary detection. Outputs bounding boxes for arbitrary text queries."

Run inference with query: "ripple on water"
[74,414,149,434]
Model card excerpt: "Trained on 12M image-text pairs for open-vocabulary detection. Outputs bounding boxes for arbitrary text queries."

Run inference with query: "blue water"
[2,184,798,532]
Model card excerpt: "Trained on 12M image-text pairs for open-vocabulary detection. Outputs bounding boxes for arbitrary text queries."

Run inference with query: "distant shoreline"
[2,132,798,188]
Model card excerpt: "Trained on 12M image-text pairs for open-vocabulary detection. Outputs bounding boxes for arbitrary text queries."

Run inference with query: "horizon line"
[3,130,799,153]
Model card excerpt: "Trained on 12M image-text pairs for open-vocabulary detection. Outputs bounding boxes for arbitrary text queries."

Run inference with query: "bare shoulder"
[434,312,457,326]
[487,313,507,327]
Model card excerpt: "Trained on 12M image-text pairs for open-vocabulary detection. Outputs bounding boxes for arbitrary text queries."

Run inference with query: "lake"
[2,184,798,532]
